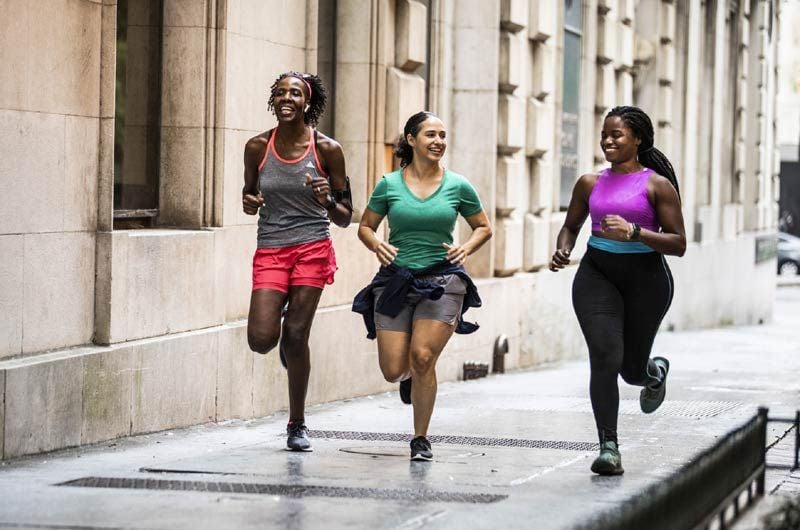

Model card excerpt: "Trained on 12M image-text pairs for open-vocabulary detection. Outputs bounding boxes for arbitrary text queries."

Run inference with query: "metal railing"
[581,407,799,530]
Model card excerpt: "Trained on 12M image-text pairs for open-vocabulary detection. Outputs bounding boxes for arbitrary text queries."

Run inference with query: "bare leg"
[376,331,412,382]
[247,289,288,354]
[281,285,323,422]
[408,320,456,437]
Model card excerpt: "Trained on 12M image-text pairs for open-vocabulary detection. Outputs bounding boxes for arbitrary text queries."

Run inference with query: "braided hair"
[605,106,681,199]
[394,111,437,167]
[267,72,327,127]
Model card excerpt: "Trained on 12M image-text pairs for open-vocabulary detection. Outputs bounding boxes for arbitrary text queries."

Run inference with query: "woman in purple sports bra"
[550,106,686,476]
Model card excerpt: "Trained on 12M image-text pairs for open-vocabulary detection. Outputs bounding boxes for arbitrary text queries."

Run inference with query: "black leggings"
[572,246,674,443]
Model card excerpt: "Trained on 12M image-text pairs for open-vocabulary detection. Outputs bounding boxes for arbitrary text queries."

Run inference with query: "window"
[560,0,582,209]
[316,0,337,136]
[114,0,163,228]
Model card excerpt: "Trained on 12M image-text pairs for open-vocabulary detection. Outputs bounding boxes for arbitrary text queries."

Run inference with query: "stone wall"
[0,0,780,459]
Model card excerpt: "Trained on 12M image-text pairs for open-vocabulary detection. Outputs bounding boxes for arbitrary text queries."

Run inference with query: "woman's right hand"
[372,240,398,266]
[242,193,265,215]
[549,248,571,271]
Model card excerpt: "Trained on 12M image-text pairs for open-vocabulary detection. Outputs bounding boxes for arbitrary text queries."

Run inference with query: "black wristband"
[630,223,641,240]
[323,195,337,210]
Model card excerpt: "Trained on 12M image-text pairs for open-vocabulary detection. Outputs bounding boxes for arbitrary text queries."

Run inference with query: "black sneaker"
[399,378,412,405]
[286,422,312,452]
[279,346,288,370]
[640,356,670,414]
[410,436,433,461]
[278,303,289,370]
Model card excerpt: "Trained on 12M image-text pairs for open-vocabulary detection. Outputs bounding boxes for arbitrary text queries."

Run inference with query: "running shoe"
[399,378,412,405]
[640,356,670,413]
[590,440,624,476]
[279,346,288,370]
[278,302,289,370]
[410,436,433,461]
[286,421,313,452]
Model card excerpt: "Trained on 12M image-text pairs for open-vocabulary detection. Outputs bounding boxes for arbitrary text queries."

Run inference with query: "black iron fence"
[581,407,799,530]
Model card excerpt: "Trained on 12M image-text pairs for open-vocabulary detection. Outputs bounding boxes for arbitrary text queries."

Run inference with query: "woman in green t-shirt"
[356,111,493,461]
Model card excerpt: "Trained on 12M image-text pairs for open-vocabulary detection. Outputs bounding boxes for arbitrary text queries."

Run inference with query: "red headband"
[291,74,312,99]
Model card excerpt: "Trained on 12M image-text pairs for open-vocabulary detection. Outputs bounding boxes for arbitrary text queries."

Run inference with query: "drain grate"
[308,430,598,451]
[617,400,742,418]
[468,398,743,418]
[58,477,507,504]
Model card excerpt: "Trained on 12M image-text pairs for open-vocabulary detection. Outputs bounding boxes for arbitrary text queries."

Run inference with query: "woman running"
[353,111,492,461]
[242,72,352,451]
[550,106,686,476]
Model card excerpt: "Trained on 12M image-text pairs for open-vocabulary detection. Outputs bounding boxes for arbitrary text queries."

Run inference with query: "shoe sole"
[640,357,670,414]
[410,454,433,461]
[285,446,313,452]
[591,462,624,476]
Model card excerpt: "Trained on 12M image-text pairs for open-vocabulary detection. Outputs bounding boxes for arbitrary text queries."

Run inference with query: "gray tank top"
[257,128,331,248]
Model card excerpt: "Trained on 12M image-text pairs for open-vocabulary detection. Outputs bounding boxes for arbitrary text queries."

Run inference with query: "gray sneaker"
[640,357,670,414]
[590,440,624,475]
[410,436,433,461]
[286,422,313,452]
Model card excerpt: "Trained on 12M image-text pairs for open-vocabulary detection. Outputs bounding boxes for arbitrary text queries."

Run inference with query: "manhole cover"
[57,477,507,504]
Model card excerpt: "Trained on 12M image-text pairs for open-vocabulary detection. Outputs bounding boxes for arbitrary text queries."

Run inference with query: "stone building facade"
[0,0,780,458]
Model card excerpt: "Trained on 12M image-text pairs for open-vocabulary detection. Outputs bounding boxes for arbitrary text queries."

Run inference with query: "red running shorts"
[252,238,337,293]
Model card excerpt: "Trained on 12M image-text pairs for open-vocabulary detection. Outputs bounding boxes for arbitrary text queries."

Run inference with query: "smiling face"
[601,116,641,164]
[408,117,447,164]
[271,76,308,123]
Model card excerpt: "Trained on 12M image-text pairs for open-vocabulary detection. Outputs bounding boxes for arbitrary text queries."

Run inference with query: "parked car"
[777,232,800,275]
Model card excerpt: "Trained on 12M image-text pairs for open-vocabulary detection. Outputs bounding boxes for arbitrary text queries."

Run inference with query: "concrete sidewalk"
[0,288,798,530]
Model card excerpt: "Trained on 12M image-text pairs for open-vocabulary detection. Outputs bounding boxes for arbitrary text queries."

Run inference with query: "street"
[0,288,798,530]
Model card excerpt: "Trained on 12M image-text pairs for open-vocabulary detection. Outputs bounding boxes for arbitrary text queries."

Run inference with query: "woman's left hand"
[305,172,332,206]
[600,214,631,240]
[443,243,468,265]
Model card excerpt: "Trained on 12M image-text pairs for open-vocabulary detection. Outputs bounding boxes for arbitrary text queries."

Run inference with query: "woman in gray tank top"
[242,72,352,452]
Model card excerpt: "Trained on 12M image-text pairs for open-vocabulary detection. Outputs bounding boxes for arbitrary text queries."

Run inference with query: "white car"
[778,232,800,275]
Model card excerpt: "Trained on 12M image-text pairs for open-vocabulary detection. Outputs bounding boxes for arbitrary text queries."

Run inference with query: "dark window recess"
[113,0,163,227]
[560,0,582,210]
[315,0,337,137]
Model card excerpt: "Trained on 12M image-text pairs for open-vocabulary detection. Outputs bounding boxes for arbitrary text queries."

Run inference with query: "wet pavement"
[0,288,798,529]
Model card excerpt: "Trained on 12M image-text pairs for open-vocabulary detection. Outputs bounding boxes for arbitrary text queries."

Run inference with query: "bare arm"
[312,133,353,228]
[550,173,595,271]
[443,210,493,265]
[242,134,268,215]
[358,207,398,266]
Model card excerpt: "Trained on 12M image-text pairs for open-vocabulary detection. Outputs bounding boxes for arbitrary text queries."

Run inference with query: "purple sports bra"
[589,168,659,232]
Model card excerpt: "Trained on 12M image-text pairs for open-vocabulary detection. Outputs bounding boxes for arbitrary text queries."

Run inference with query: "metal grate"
[479,398,743,419]
[57,477,506,504]
[617,400,742,418]
[308,430,598,451]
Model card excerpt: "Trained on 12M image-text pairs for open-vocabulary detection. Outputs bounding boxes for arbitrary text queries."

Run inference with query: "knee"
[590,354,622,378]
[280,321,309,348]
[248,329,279,355]
[619,368,645,386]
[381,367,407,383]
[410,347,436,374]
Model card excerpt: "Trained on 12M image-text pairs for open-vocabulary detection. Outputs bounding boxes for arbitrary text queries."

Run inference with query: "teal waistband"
[587,235,653,254]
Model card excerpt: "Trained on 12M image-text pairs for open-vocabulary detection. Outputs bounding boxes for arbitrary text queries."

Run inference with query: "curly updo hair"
[605,106,681,199]
[268,72,327,127]
[394,111,438,167]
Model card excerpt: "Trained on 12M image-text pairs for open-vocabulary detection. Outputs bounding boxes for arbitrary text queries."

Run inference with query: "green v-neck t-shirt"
[366,169,484,270]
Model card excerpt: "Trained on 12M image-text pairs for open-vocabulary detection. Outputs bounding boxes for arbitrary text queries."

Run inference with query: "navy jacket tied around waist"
[351,260,482,339]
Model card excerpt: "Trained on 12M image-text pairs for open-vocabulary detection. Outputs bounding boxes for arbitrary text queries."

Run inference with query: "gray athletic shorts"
[373,274,467,334]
